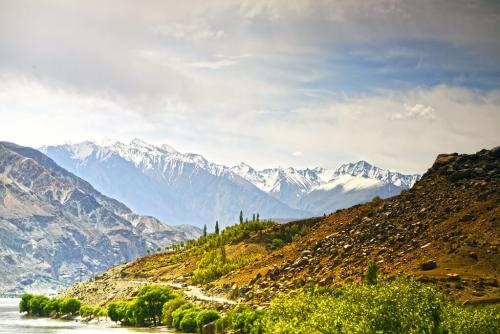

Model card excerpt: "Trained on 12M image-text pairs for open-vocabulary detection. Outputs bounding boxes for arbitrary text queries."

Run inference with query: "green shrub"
[192,249,260,284]
[180,309,200,332]
[28,295,50,316]
[162,297,186,326]
[196,309,220,332]
[364,261,379,285]
[19,293,33,315]
[79,304,95,321]
[43,298,62,317]
[172,303,196,330]
[107,300,128,323]
[60,297,81,316]
[231,305,264,334]
[261,279,445,334]
[443,304,500,334]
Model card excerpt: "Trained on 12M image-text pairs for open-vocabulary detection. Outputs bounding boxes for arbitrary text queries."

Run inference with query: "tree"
[19,293,33,315]
[137,285,176,326]
[43,298,62,317]
[239,210,244,224]
[364,261,379,285]
[256,213,260,222]
[80,304,95,321]
[215,221,219,235]
[60,297,81,316]
[252,213,256,222]
[220,245,226,263]
[203,224,207,238]
[29,295,50,316]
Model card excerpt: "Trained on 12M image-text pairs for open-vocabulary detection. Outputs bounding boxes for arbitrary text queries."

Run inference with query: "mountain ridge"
[41,139,420,227]
[0,141,200,295]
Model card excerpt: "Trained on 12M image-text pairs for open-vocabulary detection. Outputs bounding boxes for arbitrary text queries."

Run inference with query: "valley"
[57,147,498,331]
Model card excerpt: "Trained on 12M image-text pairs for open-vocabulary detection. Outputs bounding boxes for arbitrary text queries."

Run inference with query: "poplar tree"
[203,224,207,238]
[239,210,244,224]
[215,221,219,235]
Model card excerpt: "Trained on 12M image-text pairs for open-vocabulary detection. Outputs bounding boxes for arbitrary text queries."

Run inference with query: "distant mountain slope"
[42,139,420,227]
[0,142,200,295]
[41,140,310,228]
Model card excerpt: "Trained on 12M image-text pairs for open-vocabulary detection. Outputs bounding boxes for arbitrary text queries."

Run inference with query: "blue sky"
[0,0,499,173]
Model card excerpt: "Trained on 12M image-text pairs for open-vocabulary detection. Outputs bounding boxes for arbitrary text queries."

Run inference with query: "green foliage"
[214,304,263,334]
[371,195,382,203]
[443,304,500,334]
[180,309,200,332]
[19,293,33,315]
[162,296,187,326]
[19,294,83,318]
[240,210,244,224]
[137,284,176,325]
[270,238,284,249]
[257,278,499,334]
[43,298,62,317]
[364,261,379,285]
[60,297,81,316]
[172,303,197,330]
[196,309,221,332]
[28,295,50,316]
[107,284,175,326]
[192,248,259,284]
[203,224,207,238]
[215,221,220,235]
[79,304,95,321]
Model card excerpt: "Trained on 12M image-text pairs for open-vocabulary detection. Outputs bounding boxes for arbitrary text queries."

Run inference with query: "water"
[0,298,175,333]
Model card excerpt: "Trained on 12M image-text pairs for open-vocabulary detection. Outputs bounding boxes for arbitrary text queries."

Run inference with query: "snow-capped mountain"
[0,142,201,295]
[231,160,420,213]
[41,139,309,228]
[41,139,420,228]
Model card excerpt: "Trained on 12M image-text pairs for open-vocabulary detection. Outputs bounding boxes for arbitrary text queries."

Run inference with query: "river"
[0,298,176,333]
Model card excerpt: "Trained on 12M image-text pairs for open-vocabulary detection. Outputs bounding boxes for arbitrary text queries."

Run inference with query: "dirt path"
[128,280,236,305]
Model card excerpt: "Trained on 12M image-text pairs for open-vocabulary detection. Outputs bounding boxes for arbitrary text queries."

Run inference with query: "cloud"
[0,1,499,172]
[189,59,237,69]
[389,103,436,120]
[154,22,225,41]
[292,151,303,157]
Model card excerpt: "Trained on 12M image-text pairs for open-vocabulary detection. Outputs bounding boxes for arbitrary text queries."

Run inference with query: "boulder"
[202,322,216,334]
[420,260,437,271]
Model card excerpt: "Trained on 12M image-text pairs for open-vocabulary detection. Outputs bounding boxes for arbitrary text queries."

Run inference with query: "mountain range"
[41,139,420,228]
[0,142,200,295]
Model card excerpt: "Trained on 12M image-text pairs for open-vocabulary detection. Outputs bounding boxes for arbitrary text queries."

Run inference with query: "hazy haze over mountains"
[42,139,420,228]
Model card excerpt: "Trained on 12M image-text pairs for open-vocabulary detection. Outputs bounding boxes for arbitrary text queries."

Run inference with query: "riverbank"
[0,298,178,333]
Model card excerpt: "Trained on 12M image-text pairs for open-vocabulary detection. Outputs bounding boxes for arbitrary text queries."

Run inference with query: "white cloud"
[390,103,436,120]
[189,60,237,69]
[0,78,498,173]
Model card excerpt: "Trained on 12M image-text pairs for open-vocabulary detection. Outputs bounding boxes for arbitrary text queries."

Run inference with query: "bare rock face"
[0,142,201,295]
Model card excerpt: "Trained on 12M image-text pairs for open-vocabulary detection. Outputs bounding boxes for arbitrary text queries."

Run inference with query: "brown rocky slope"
[62,147,499,307]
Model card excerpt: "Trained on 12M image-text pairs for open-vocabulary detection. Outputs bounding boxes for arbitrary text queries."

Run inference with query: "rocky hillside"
[0,142,200,295]
[62,147,499,307]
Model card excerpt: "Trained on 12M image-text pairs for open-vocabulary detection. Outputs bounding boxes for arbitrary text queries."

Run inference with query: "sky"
[0,0,499,173]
